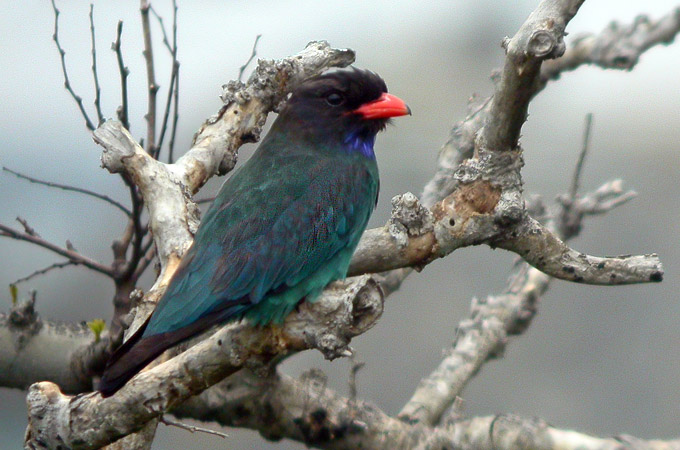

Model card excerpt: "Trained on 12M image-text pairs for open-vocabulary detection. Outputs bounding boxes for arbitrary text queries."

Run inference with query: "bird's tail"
[98,315,166,397]
[98,307,237,397]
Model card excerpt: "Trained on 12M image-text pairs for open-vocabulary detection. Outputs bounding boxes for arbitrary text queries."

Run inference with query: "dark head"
[274,68,410,157]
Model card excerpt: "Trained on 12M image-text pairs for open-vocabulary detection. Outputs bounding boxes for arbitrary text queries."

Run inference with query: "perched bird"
[99,68,410,397]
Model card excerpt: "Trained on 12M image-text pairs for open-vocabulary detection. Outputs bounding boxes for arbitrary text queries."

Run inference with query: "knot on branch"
[528,29,558,57]
[388,193,434,249]
[488,414,549,448]
[219,80,248,106]
[285,276,383,360]
[94,120,141,174]
[9,291,40,335]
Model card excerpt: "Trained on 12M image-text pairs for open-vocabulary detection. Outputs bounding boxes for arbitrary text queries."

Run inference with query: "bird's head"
[276,68,410,157]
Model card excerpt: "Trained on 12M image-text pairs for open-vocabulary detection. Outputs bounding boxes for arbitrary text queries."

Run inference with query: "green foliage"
[9,284,18,305]
[88,319,106,343]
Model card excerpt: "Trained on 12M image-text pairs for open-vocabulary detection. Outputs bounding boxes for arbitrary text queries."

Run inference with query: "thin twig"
[112,20,130,131]
[89,4,104,126]
[13,261,76,285]
[149,5,172,53]
[168,67,180,163]
[569,113,593,200]
[153,1,180,159]
[195,196,215,205]
[16,217,39,237]
[168,0,180,163]
[3,167,132,217]
[559,113,594,237]
[348,357,365,403]
[50,0,96,131]
[238,34,262,82]
[159,415,228,439]
[0,223,114,277]
[140,0,158,156]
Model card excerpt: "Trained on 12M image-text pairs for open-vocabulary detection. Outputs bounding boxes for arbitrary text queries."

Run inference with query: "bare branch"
[569,113,592,200]
[88,3,104,126]
[148,5,173,53]
[12,261,76,286]
[0,300,99,393]
[3,166,132,216]
[195,196,215,205]
[238,34,262,82]
[25,276,383,449]
[347,188,661,286]
[495,217,663,285]
[398,176,644,426]
[168,68,180,163]
[154,1,180,159]
[159,416,228,439]
[478,0,584,152]
[450,415,680,450]
[542,7,680,82]
[140,0,158,155]
[112,20,130,130]
[0,223,114,277]
[50,0,96,132]
[174,370,419,448]
[94,121,198,282]
[16,217,39,237]
[422,7,680,209]
[173,371,680,450]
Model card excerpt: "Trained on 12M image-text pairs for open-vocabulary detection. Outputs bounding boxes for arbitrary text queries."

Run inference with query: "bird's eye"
[325,92,344,106]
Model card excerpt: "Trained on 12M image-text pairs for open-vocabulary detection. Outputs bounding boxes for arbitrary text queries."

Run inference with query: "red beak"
[353,93,411,120]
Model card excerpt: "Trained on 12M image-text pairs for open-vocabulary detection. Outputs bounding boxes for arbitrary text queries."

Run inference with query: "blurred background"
[1,0,679,448]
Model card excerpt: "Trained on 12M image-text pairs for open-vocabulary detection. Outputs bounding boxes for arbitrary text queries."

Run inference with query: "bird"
[98,68,410,397]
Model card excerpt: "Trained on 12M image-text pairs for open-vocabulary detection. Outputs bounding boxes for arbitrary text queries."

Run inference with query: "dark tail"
[98,306,245,397]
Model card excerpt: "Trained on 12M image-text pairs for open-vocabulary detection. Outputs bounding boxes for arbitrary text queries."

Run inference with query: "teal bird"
[99,68,410,396]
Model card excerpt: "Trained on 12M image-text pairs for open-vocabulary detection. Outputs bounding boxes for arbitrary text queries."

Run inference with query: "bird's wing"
[143,154,378,337]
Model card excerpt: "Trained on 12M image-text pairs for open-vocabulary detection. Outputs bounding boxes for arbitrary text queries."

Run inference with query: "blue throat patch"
[343,130,376,158]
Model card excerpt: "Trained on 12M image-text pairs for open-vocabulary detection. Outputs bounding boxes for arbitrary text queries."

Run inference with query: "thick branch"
[478,0,584,152]
[0,295,102,394]
[25,276,382,449]
[348,190,662,286]
[422,6,680,208]
[93,121,197,284]
[398,180,643,425]
[174,370,421,449]
[173,372,680,450]
[541,7,680,82]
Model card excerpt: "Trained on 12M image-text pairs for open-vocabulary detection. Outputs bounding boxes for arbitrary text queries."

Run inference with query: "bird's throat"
[343,129,377,159]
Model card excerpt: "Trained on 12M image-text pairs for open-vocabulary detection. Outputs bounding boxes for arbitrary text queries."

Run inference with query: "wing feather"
[143,151,377,337]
